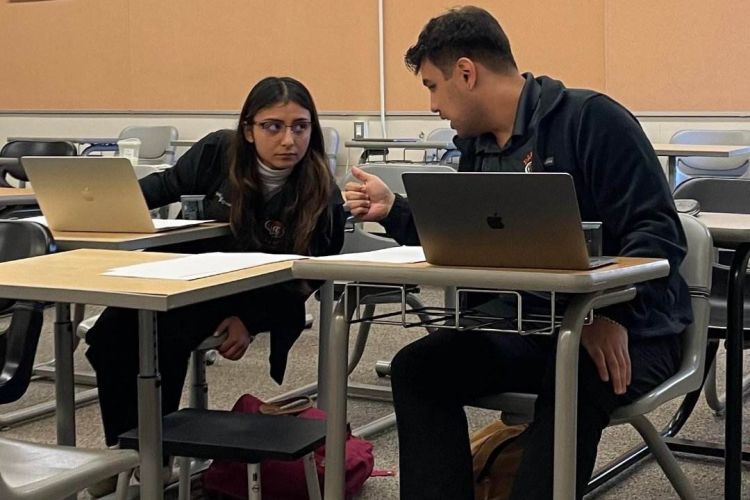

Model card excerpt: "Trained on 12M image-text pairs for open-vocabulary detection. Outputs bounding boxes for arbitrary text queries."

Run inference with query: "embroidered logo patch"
[522,151,534,172]
[264,220,285,239]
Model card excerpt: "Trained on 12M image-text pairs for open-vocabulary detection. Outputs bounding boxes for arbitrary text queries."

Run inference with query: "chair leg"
[178,456,192,500]
[114,469,132,500]
[703,357,725,414]
[629,414,697,500]
[347,303,375,375]
[303,452,322,500]
[189,350,208,409]
[247,463,262,500]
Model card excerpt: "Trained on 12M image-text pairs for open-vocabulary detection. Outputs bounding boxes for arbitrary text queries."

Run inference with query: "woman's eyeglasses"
[252,120,312,136]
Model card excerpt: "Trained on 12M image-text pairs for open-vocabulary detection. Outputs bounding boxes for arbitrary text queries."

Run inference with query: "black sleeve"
[380,194,421,245]
[314,185,348,256]
[138,131,229,209]
[575,95,691,334]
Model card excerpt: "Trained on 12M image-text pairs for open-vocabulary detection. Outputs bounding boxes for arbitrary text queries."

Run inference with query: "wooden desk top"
[0,249,293,311]
[651,143,750,157]
[50,222,232,251]
[696,212,750,247]
[0,187,35,205]
[292,256,668,293]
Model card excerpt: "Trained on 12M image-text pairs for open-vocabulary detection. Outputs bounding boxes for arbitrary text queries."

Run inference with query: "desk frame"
[292,257,669,500]
[0,223,232,430]
[0,249,293,500]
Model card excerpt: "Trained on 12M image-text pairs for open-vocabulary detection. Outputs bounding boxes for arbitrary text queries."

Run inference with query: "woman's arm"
[138,131,231,209]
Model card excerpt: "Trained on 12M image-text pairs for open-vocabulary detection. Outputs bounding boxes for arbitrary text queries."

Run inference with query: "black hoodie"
[383,74,691,339]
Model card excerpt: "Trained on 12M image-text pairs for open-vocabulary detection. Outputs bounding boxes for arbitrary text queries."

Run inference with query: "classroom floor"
[1,286,749,499]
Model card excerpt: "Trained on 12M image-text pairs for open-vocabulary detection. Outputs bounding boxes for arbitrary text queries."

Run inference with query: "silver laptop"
[22,156,206,233]
[402,172,616,270]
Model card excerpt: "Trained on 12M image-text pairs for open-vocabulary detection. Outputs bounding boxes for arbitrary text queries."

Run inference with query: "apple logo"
[486,212,505,229]
[81,187,95,202]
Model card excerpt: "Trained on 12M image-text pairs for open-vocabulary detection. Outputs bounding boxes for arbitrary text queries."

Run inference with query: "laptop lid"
[402,172,602,270]
[22,156,164,233]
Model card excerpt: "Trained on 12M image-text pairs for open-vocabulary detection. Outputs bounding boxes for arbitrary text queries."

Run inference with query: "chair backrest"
[321,127,340,175]
[424,128,457,163]
[0,220,55,404]
[670,129,750,178]
[119,125,179,165]
[673,177,750,214]
[612,214,713,419]
[0,141,77,183]
[340,163,456,253]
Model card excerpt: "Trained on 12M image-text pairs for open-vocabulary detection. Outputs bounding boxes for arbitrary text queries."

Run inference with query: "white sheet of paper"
[21,215,47,226]
[21,215,214,230]
[102,252,306,280]
[151,218,214,229]
[313,246,425,264]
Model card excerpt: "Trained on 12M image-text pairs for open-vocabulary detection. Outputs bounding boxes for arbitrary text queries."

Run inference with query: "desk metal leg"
[553,294,594,500]
[316,280,334,411]
[553,288,636,500]
[725,242,749,499]
[323,287,357,500]
[54,303,76,447]
[138,310,163,500]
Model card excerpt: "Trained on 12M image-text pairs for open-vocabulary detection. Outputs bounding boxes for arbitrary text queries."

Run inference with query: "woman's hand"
[343,166,396,221]
[213,316,254,361]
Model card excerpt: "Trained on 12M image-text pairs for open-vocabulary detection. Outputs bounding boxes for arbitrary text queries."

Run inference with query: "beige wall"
[604,0,750,111]
[0,1,748,112]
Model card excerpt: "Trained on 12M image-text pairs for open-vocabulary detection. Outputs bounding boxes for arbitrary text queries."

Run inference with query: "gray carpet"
[1,286,748,499]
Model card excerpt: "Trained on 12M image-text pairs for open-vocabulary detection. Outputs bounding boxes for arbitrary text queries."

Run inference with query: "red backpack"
[203,393,375,499]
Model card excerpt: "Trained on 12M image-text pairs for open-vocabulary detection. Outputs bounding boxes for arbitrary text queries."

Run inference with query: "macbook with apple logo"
[21,156,210,233]
[401,172,616,270]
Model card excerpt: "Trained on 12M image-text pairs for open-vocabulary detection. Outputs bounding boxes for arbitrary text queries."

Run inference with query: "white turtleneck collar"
[257,160,294,200]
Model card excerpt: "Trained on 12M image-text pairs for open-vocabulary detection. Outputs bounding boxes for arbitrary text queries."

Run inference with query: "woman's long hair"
[228,77,333,254]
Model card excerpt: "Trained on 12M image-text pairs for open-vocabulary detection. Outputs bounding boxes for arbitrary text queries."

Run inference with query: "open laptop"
[402,172,616,270]
[22,156,208,233]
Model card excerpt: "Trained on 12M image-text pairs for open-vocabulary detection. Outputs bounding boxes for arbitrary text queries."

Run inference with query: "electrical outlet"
[353,121,367,139]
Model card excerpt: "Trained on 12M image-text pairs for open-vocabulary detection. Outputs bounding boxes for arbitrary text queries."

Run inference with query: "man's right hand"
[343,166,396,222]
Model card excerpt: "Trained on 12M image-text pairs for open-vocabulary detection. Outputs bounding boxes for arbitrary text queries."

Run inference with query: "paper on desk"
[20,216,214,231]
[21,216,47,226]
[313,246,425,263]
[102,252,306,280]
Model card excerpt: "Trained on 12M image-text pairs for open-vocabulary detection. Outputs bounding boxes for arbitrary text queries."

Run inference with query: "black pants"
[390,329,682,500]
[85,288,297,446]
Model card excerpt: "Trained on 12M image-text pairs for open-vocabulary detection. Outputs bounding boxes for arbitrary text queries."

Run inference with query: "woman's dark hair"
[405,6,517,77]
[228,76,333,254]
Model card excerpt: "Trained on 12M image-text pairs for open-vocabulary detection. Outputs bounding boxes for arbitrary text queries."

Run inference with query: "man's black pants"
[390,329,682,500]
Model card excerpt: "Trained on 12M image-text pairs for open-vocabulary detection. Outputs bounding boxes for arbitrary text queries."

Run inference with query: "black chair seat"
[119,408,327,463]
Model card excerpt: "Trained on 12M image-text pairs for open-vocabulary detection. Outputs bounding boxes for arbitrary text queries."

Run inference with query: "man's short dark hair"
[405,6,517,77]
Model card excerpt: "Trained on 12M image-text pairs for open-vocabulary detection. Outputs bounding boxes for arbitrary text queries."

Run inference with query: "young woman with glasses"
[84,77,345,495]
